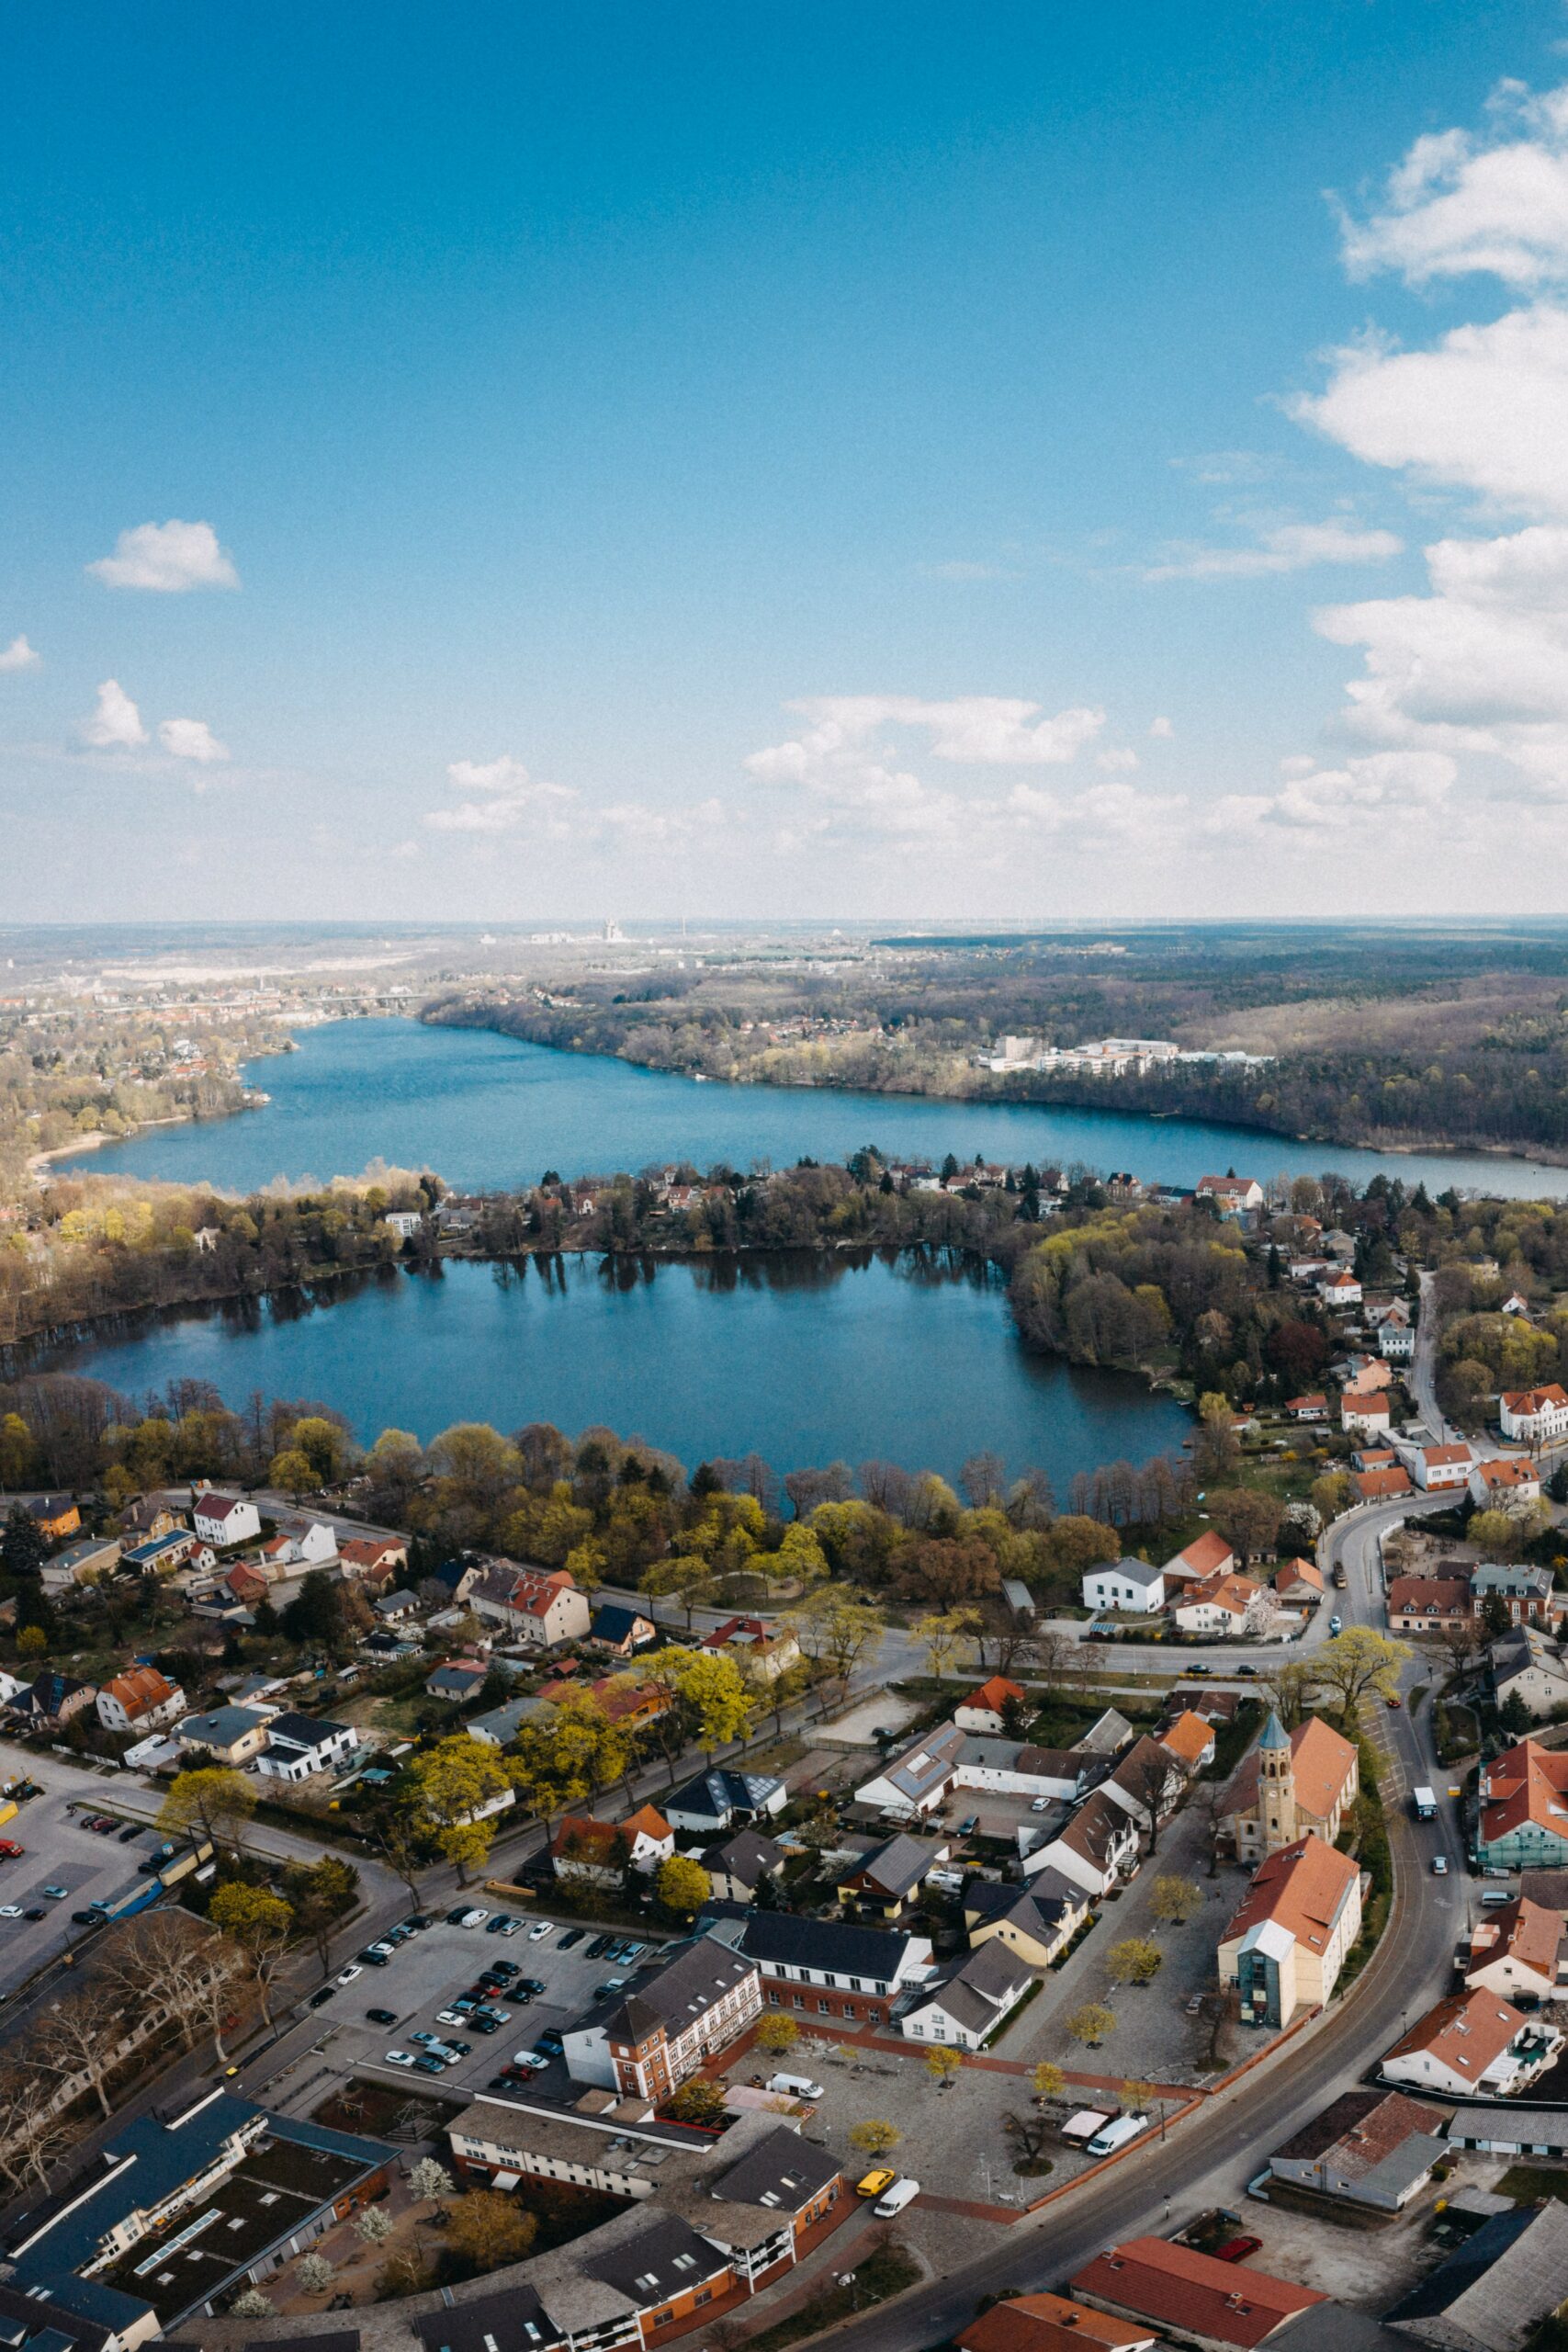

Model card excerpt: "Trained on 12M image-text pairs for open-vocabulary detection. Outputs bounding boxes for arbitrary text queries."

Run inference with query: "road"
[823,1489,1466,2352]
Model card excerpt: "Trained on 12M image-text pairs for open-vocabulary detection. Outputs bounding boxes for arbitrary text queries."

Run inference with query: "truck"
[1413,1786,1438,1820]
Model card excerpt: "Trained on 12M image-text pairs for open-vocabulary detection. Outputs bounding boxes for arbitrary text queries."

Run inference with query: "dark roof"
[1384,2205,1539,2325]
[26,1496,76,1519]
[413,2288,552,2352]
[604,1935,757,2042]
[736,1909,914,1984]
[250,2336,362,2352]
[586,2211,730,2300]
[265,1711,349,1747]
[591,1603,650,1642]
[710,1828,785,1885]
[0,2280,117,2352]
[842,1831,932,1902]
[710,2123,840,2211]
[667,1767,782,1820]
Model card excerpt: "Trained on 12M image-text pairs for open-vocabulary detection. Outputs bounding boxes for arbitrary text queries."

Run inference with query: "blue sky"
[4,1,1567,922]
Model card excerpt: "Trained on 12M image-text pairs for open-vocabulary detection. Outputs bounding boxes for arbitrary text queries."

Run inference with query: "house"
[597,1933,762,2100]
[1273,1557,1324,1604]
[664,1767,786,1835]
[6,1672,96,1732]
[96,1666,185,1734]
[1319,1269,1364,1308]
[1353,1445,1399,1473]
[1100,1736,1187,1833]
[190,1491,262,1548]
[1217,1832,1363,2024]
[1469,1456,1542,1509]
[1083,1559,1166,1613]
[119,1529,197,1578]
[958,2294,1157,2352]
[588,1602,658,1657]
[1472,1563,1562,1627]
[373,1588,421,1624]
[1465,1896,1566,2004]
[700,1614,801,1680]
[121,1497,182,1541]
[423,1553,484,1606]
[1283,1395,1329,1421]
[26,1495,80,1542]
[1381,1990,1563,2099]
[536,1672,670,1731]
[175,1703,272,1767]
[1502,1291,1532,1317]
[1384,2199,1568,2352]
[1356,1464,1413,1502]
[468,1562,592,1648]
[1491,1627,1568,1722]
[1341,1353,1394,1396]
[955,1675,1027,1735]
[1444,2105,1568,2158]
[1220,1712,1359,1863]
[1501,1384,1568,1444]
[271,1517,339,1566]
[1389,1576,1472,1634]
[722,1907,932,2030]
[706,1827,786,1903]
[855,1723,968,1815]
[1173,1571,1271,1637]
[552,1805,675,1888]
[253,1712,359,1782]
[1265,2090,1448,2215]
[1022,1787,1140,1895]
[42,1533,120,1590]
[964,1877,1089,1970]
[1340,1393,1392,1437]
[899,1938,1035,2050]
[1157,1708,1218,1772]
[467,1693,539,1747]
[337,1534,409,1585]
[1477,1737,1568,1869]
[1198,1174,1265,1213]
[1070,2237,1327,2349]
[1161,1529,1236,1589]
[1407,1442,1475,1492]
[424,1657,489,1702]
[382,1209,423,1238]
[837,1831,946,1923]
[1171,1683,1239,1723]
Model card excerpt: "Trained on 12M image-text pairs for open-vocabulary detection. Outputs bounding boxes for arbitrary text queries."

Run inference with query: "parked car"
[856,2169,897,2199]
[367,2007,399,2025]
[468,2014,501,2035]
[41,1885,67,1901]
[118,1824,141,1842]
[412,2054,446,2076]
[527,1919,553,1941]
[445,1906,470,1925]
[309,1985,335,2008]
[435,2008,470,2027]
[336,1963,363,1985]
[0,1841,23,1860]
[874,2178,920,2218]
[458,1908,490,1929]
[536,2029,564,2056]
[557,1928,585,1950]
[1213,2235,1262,2264]
[384,2051,418,2069]
[0,1904,28,1919]
[516,1975,546,1996]
[510,2048,549,2070]
[592,1977,630,2001]
[586,1933,615,1959]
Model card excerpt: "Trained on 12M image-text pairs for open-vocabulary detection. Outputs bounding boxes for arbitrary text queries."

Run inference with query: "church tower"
[1258,1709,1297,1854]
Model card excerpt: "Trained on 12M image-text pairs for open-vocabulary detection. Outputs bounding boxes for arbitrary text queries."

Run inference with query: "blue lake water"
[39,1250,1194,1484]
[57,1017,1568,1198]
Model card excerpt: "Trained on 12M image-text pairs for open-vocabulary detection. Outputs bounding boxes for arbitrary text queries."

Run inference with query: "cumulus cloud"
[87,519,240,593]
[78,679,148,750]
[0,636,39,673]
[158,718,229,763]
[1337,82,1568,288]
[1213,750,1457,833]
[426,754,578,835]
[1148,715,1174,738]
[1145,519,1403,582]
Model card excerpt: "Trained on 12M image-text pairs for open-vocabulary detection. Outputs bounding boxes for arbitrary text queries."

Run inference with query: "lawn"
[1497,2165,1568,2205]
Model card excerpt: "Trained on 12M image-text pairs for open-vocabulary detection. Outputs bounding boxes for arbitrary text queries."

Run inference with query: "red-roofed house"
[551,1804,674,1885]
[1273,1558,1323,1602]
[191,1490,262,1547]
[1282,1394,1328,1421]
[1355,1465,1412,1503]
[1217,1832,1363,2022]
[958,2296,1156,2352]
[1469,1455,1542,1508]
[1465,1896,1566,2004]
[1477,1737,1568,1870]
[469,1563,591,1648]
[1382,1989,1562,2099]
[1501,1384,1568,1443]
[1157,1710,1217,1772]
[1387,1576,1472,1634]
[1159,1529,1235,1589]
[1340,1393,1392,1438]
[955,1676,1027,1736]
[1318,1268,1363,1308]
[1409,1442,1474,1492]
[1071,2237,1327,2349]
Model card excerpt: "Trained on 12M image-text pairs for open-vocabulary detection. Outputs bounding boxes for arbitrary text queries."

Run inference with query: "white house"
[191,1491,262,1547]
[1197,1175,1263,1212]
[1172,1572,1272,1637]
[252,1712,359,1782]
[1380,1323,1416,1362]
[1022,1789,1139,1896]
[1082,1559,1166,1613]
[1470,1456,1542,1509]
[1318,1269,1363,1308]
[96,1666,186,1734]
[1403,1442,1475,1492]
[272,1517,339,1566]
[1501,1385,1568,1445]
[1340,1394,1392,1439]
[898,1940,1035,2051]
[468,1564,592,1648]
[383,1210,423,1239]
[1382,1992,1563,2101]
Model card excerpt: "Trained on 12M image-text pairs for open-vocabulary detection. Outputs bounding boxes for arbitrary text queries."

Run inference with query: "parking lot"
[277,1908,671,2109]
[0,1775,168,1990]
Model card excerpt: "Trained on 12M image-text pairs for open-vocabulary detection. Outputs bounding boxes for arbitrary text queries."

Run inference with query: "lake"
[57,1017,1568,1198]
[38,1250,1193,1485]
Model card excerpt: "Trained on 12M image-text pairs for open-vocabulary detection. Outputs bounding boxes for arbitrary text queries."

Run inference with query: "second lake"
[39,1248,1193,1487]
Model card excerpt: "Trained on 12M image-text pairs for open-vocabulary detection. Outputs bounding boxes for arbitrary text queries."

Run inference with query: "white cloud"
[158,717,229,763]
[87,519,240,593]
[746,695,1105,797]
[1148,715,1174,738]
[1145,519,1403,581]
[1096,746,1140,773]
[78,679,148,750]
[426,754,577,835]
[0,636,39,673]
[1213,750,1457,833]
[1337,82,1568,288]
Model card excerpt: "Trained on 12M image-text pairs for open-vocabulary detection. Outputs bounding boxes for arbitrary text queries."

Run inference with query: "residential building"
[253,1713,359,1782]
[955,1674,1027,1735]
[468,1693,539,1747]
[1157,1709,1217,1772]
[1071,2237,1327,2350]
[727,1908,932,2030]
[1466,1896,1566,2004]
[424,1657,488,1702]
[837,1830,946,1923]
[602,1935,762,2101]
[538,1671,671,1731]
[959,2295,1157,2352]
[1100,1736,1187,1833]
[964,1877,1089,1970]
[1380,1321,1416,1361]
[1265,2090,1448,2214]
[1220,1712,1359,1863]
[1382,1990,1563,2099]
[468,1563,592,1648]
[42,1533,120,1590]
[337,1534,409,1583]
[1319,1269,1363,1307]
[705,1827,786,1903]
[1477,1738,1568,1869]
[1197,1175,1265,1212]
[1406,1442,1475,1491]
[1274,1558,1324,1604]
[175,1703,271,1767]
[1470,1456,1542,1508]
[1160,1528,1236,1589]
[1082,1559,1166,1613]
[1385,2197,1568,2351]
[1501,1385,1568,1444]
[26,1495,81,1542]
[1217,1833,1363,2024]
[1445,2105,1568,2158]
[552,1804,673,1886]
[664,1767,786,1835]
[588,1602,657,1656]
[700,1614,801,1680]
[899,1938,1035,2050]
[1340,1393,1392,1437]
[6,1672,96,1731]
[270,1517,339,1566]
[1022,1788,1140,1896]
[1356,1465,1413,1502]
[1283,1395,1329,1422]
[121,1497,181,1541]
[373,1588,421,1624]
[1341,1353,1393,1395]
[1388,1577,1472,1634]
[189,1491,261,1548]
[1173,1571,1272,1637]
[119,1530,197,1577]
[1472,1563,1562,1626]
[96,1667,185,1735]
[1492,1627,1568,1721]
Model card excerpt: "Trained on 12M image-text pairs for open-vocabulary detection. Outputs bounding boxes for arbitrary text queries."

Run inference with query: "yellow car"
[856,2168,897,2200]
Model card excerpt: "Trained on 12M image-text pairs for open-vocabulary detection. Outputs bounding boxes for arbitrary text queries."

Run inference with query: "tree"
[1031,2060,1066,2104]
[1106,1936,1163,1986]
[847,2119,901,2159]
[296,2255,335,2295]
[924,2045,964,2086]
[158,1766,255,1854]
[1205,1488,1283,1567]
[209,1884,294,2025]
[356,2205,394,2246]
[444,2189,537,2270]
[283,1567,348,1655]
[655,1855,713,1917]
[1255,1657,1320,1732]
[0,1505,44,1579]
[755,2013,800,2054]
[33,1982,124,2118]
[16,1626,46,1661]
[916,1607,982,1682]
[666,2078,728,2127]
[1309,1472,1353,1525]
[1499,1690,1534,1736]
[283,1855,361,1974]
[231,2291,274,2318]
[1064,2001,1117,2047]
[1314,1625,1411,1717]
[410,2156,455,2210]
[795,1587,887,1692]
[1148,1874,1203,1928]
[0,2063,75,2193]
[1001,2107,1055,2172]
[406,1735,516,1880]
[1436,1614,1483,1685]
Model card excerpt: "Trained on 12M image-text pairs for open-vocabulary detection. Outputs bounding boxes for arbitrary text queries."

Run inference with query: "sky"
[5,1,1568,922]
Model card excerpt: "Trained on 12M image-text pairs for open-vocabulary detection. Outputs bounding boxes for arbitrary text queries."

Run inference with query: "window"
[818,1999,830,2014]
[767,1988,782,2006]
[792,1995,805,2010]
[842,2002,856,2020]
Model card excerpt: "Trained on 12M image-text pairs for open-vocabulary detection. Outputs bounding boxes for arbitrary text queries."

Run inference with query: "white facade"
[254,1718,360,1782]
[191,1493,262,1547]
[1082,1562,1165,1613]
[1501,1387,1568,1444]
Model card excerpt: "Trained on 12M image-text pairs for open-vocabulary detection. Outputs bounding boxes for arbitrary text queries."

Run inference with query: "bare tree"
[0,2062,74,2193]
[960,1452,1007,1510]
[33,1984,126,2120]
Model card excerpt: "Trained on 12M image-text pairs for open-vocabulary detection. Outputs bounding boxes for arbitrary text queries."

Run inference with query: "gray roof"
[912,1938,1032,2034]
[873,1723,965,1803]
[413,2287,550,2352]
[1384,2200,1568,2347]
[665,1767,783,1820]
[1447,2105,1568,2151]
[843,1832,934,1903]
[709,1828,784,1887]
[264,1712,349,1749]
[177,1703,266,1746]
[1074,1707,1134,1756]
[733,1908,918,1986]
[709,2123,840,2211]
[604,1933,756,2044]
[586,2211,730,2301]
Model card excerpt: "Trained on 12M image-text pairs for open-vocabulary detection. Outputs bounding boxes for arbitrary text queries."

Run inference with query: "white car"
[0,1906,22,1920]
[512,2047,548,2069]
[527,1920,553,1941]
[385,2050,417,2068]
[459,1908,490,1928]
[1030,1796,1052,1813]
[336,1963,363,1985]
[434,2008,468,2026]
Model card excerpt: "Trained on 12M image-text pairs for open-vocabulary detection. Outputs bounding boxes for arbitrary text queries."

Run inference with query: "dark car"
[22,1908,44,1921]
[516,1976,546,1996]
[309,1985,336,2007]
[511,1985,534,2005]
[367,2007,399,2026]
[445,1906,470,1926]
[487,2073,514,2089]
[355,1947,390,1967]
[412,2054,446,2076]
[536,2029,564,2055]
[400,1915,430,1933]
[557,1927,585,1950]
[586,1933,615,1960]
[71,1909,97,1925]
[468,2013,501,2035]
[118,1824,141,1842]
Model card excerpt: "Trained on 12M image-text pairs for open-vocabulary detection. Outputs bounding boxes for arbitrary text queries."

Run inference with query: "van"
[1481,1890,1515,1907]
[873,2177,920,2218]
[1086,2113,1149,2158]
[855,2168,897,2200]
[765,2071,827,2102]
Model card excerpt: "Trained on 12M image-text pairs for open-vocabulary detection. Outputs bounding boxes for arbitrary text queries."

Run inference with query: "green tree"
[1148,1875,1203,1928]
[917,1607,982,1682]
[755,2012,799,2054]
[1105,1936,1163,1986]
[655,1855,713,1917]
[283,1855,360,1974]
[1065,2001,1116,2047]
[1031,2061,1066,2103]
[847,2119,901,2159]
[1314,1625,1411,1717]
[406,1735,516,1881]
[795,1586,887,1692]
[651,1648,756,1754]
[208,1883,294,2024]
[282,1568,348,1655]
[0,1506,44,1579]
[158,1767,255,1854]
[924,2045,964,2086]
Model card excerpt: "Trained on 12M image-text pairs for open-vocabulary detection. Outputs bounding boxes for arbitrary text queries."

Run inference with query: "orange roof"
[1070,2238,1325,2349]
[1503,1385,1568,1413]
[1222,1832,1360,1954]
[1167,1529,1234,1579]
[1275,1556,1323,1592]
[1180,1571,1262,1618]
[1225,1715,1358,1829]
[1421,1444,1472,1467]
[1341,1392,1391,1419]
[621,1804,673,1842]
[959,2295,1154,2352]
[964,1675,1026,1714]
[1388,1576,1470,1618]
[551,1814,624,1862]
[1356,1466,1412,1500]
[1473,1457,1538,1490]
[1158,1711,1215,1768]
[1386,1989,1527,2079]
[1481,1736,1568,1846]
[1468,1895,1562,1986]
[103,1665,177,1716]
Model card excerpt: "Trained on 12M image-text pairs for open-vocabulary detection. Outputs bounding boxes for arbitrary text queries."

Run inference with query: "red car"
[1213,2235,1261,2264]
[0,1841,21,1860]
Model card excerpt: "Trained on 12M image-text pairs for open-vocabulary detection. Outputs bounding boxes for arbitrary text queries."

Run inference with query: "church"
[1220,1710,1360,1863]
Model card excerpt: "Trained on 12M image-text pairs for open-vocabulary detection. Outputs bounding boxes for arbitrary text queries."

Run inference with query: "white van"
[873,2177,920,2217]
[1086,2113,1149,2157]
[1481,1890,1515,1907]
[765,2071,827,2102]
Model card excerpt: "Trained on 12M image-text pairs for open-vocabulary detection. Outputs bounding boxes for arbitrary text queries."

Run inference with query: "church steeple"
[1258,1710,1297,1853]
